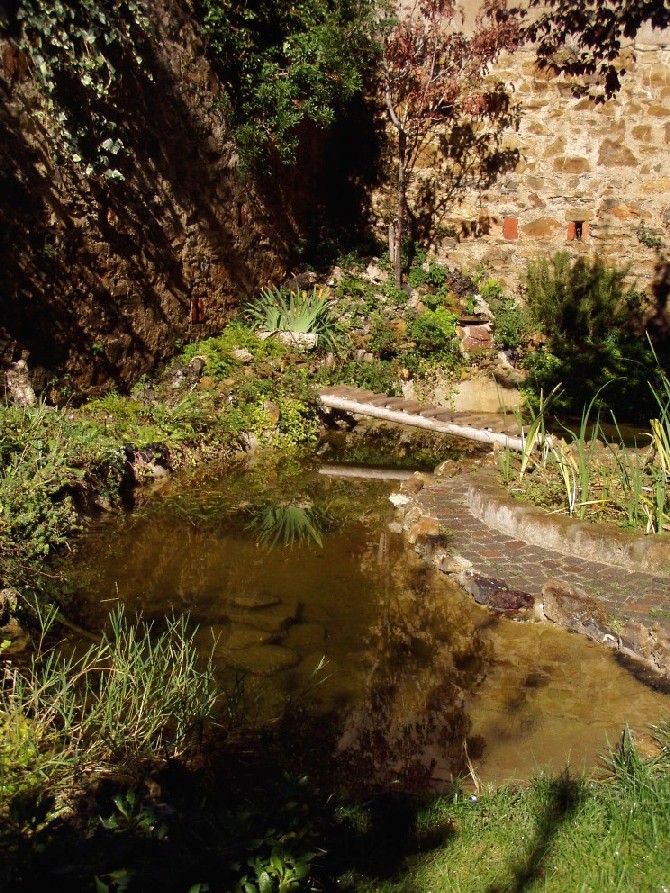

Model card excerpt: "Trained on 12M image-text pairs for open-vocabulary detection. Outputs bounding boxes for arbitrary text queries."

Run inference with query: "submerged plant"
[247,503,330,548]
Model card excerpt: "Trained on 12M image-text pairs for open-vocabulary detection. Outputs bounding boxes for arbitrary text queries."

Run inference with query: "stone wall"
[0,1,299,399]
[373,30,670,298]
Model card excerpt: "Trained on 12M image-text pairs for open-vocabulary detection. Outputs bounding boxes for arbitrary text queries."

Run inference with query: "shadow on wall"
[252,82,387,272]
[411,84,522,248]
[0,1,383,400]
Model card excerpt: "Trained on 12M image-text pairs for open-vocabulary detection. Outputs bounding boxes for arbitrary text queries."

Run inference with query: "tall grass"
[508,364,670,532]
[0,606,217,807]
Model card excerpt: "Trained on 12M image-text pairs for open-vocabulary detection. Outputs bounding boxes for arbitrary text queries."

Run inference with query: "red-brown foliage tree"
[379,0,520,286]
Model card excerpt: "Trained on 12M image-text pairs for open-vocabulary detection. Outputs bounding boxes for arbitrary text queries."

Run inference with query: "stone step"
[418,406,448,418]
[395,401,426,414]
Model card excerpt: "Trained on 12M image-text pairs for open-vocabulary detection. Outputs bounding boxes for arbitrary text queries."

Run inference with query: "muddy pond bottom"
[68,458,670,787]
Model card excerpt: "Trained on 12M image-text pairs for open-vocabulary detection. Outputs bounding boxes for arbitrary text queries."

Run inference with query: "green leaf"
[257,872,273,893]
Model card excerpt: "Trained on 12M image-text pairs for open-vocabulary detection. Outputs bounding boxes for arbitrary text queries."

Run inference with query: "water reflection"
[247,502,330,548]
[65,458,670,789]
[338,537,491,791]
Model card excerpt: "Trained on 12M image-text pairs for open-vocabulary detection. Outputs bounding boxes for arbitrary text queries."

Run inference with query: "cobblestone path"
[417,476,670,639]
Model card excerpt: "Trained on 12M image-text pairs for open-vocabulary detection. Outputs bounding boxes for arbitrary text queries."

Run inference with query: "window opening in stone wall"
[567,220,587,242]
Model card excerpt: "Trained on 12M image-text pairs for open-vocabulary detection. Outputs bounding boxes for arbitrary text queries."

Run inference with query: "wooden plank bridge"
[318,385,526,451]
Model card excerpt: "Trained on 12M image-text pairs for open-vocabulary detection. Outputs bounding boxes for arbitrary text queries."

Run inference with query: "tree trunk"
[394,129,407,289]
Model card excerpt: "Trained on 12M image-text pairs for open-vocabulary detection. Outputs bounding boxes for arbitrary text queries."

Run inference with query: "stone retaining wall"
[466,469,670,576]
[373,29,670,301]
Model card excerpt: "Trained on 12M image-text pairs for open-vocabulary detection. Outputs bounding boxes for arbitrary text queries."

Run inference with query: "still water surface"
[67,457,670,787]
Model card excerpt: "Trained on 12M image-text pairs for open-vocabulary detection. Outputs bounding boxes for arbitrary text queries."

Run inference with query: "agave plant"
[246,286,339,351]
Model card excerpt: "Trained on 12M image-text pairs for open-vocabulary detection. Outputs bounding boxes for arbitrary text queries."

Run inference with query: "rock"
[541,581,610,637]
[459,574,534,617]
[452,373,522,412]
[487,588,535,616]
[5,359,36,406]
[188,355,207,375]
[258,331,318,351]
[232,348,254,363]
[460,324,493,352]
[619,621,655,661]
[225,644,300,675]
[225,626,277,650]
[365,259,386,282]
[0,588,18,626]
[406,517,440,544]
[459,574,505,605]
[231,593,281,610]
[0,617,30,655]
[389,493,411,507]
[263,400,280,425]
[399,475,425,496]
[228,602,299,633]
[240,432,260,452]
[441,554,473,574]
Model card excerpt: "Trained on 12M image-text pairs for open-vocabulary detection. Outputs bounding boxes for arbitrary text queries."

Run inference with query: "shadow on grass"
[0,709,460,893]
[487,772,585,893]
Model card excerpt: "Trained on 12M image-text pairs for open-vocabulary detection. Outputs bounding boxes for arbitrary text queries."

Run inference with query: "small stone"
[406,517,440,544]
[487,588,535,616]
[541,581,609,633]
[389,493,411,507]
[0,588,18,626]
[188,356,207,375]
[460,574,506,606]
[225,644,300,675]
[263,400,280,425]
[441,554,473,574]
[399,476,425,495]
[232,348,254,363]
[619,621,655,661]
[225,626,277,650]
[231,593,281,610]
[5,360,36,406]
[228,602,299,633]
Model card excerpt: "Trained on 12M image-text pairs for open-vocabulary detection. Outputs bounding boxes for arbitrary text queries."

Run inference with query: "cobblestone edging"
[398,465,670,684]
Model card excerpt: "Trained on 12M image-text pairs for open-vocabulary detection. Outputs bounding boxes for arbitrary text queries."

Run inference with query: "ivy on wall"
[14,0,152,180]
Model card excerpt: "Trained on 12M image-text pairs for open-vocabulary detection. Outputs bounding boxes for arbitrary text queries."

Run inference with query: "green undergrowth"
[0,322,322,609]
[3,699,669,891]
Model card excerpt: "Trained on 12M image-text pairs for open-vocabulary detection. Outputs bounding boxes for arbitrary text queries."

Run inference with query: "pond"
[65,446,670,789]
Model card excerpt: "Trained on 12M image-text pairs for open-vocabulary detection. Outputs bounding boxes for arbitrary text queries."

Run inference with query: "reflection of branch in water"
[338,560,493,794]
[247,503,330,548]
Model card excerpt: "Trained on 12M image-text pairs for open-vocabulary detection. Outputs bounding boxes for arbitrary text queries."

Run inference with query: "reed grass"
[506,364,670,533]
[0,606,217,809]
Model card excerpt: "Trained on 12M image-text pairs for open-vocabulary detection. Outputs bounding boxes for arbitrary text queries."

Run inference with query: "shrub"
[476,274,534,354]
[524,252,642,345]
[406,307,460,364]
[521,253,663,418]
